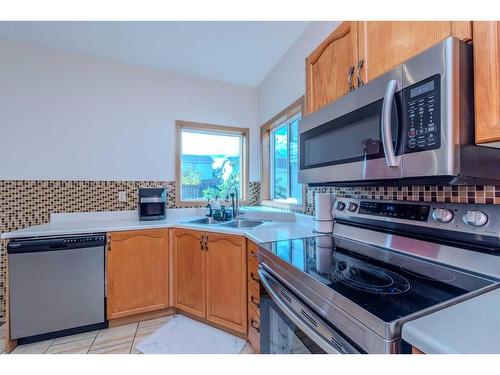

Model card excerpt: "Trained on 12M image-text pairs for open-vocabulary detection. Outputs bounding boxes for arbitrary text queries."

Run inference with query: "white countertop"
[402,288,500,354]
[1,207,318,244]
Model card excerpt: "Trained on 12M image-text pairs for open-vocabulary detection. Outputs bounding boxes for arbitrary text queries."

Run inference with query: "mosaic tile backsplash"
[1,180,499,323]
[303,185,500,216]
[0,179,261,323]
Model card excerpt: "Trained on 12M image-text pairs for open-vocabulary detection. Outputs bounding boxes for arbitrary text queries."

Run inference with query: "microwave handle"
[381,79,399,167]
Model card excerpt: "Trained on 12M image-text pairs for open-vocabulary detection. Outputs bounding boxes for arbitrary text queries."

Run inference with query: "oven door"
[259,269,360,354]
[299,68,403,184]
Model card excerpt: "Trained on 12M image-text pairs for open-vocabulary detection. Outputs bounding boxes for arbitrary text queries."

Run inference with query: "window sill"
[261,199,305,212]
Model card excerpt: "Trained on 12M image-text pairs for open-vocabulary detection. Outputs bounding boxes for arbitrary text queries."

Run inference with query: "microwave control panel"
[403,75,441,153]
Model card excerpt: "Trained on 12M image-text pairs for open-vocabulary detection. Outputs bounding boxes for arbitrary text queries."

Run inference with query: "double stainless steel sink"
[184,217,266,229]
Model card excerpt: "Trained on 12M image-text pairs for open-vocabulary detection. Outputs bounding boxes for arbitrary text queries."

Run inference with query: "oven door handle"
[258,268,344,354]
[381,79,399,167]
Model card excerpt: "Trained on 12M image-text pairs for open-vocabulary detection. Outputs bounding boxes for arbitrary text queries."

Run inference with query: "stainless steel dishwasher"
[8,234,107,344]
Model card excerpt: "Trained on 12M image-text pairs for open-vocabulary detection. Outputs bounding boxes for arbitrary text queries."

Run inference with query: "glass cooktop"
[260,236,495,322]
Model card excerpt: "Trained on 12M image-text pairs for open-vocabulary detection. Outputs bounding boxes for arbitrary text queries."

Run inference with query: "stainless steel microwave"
[299,37,500,186]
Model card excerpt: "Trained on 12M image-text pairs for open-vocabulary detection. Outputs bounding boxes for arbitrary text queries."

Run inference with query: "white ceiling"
[0,21,310,87]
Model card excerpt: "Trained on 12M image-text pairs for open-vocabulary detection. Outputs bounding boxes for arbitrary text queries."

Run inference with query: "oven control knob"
[347,202,358,212]
[432,208,454,223]
[336,201,346,211]
[463,210,488,227]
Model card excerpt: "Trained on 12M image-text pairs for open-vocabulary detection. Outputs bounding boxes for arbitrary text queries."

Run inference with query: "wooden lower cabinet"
[247,240,261,353]
[173,229,248,334]
[206,233,247,333]
[107,229,169,320]
[173,228,206,318]
[248,304,261,353]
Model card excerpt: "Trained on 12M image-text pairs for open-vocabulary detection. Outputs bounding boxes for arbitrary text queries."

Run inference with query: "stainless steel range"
[258,199,500,354]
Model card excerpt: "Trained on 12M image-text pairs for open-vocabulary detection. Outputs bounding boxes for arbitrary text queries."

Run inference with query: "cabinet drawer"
[248,304,260,353]
[247,241,259,265]
[248,281,260,311]
[247,258,260,289]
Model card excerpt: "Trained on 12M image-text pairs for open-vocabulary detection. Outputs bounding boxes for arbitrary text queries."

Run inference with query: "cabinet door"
[473,21,500,144]
[206,233,247,334]
[107,229,169,319]
[357,21,472,82]
[173,228,206,318]
[305,21,358,114]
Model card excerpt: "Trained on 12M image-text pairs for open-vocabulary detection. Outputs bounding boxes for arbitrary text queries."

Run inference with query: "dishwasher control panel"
[8,234,106,253]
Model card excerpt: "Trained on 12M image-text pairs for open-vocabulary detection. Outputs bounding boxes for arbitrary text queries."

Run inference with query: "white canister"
[315,193,335,221]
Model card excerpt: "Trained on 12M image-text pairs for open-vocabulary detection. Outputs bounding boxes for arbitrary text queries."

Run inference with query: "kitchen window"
[175,121,249,207]
[261,97,304,209]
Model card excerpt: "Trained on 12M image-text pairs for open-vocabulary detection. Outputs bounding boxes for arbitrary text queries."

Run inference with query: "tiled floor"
[0,315,255,354]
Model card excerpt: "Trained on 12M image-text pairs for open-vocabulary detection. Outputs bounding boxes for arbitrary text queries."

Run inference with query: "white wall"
[257,21,340,125]
[0,39,259,181]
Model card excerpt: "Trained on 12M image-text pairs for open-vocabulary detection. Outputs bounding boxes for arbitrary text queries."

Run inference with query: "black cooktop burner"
[261,235,494,322]
[333,259,411,295]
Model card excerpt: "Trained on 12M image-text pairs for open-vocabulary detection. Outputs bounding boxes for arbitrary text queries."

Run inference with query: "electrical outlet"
[118,191,127,202]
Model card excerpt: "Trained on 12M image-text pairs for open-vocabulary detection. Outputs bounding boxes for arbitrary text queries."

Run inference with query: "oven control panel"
[334,198,500,244]
[403,75,441,153]
[358,201,430,222]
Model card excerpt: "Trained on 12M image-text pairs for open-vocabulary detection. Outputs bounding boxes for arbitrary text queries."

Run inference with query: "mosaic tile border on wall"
[303,185,500,216]
[0,179,261,323]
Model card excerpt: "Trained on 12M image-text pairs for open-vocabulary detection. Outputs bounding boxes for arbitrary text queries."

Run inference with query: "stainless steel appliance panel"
[401,36,464,178]
[259,268,361,354]
[299,68,403,183]
[9,244,105,339]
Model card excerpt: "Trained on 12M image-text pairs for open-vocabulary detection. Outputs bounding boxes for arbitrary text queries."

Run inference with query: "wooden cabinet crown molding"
[473,21,500,144]
[307,21,355,65]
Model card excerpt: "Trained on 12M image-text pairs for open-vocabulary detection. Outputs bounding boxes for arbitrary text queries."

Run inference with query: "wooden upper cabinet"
[357,21,472,83]
[107,229,169,320]
[305,21,358,114]
[173,228,206,318]
[473,21,500,144]
[206,233,247,334]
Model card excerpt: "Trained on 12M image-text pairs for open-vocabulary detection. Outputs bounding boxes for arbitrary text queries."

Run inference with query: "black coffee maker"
[138,188,166,221]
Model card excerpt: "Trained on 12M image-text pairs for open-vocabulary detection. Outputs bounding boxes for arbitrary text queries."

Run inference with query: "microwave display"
[410,81,435,98]
[403,74,441,153]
